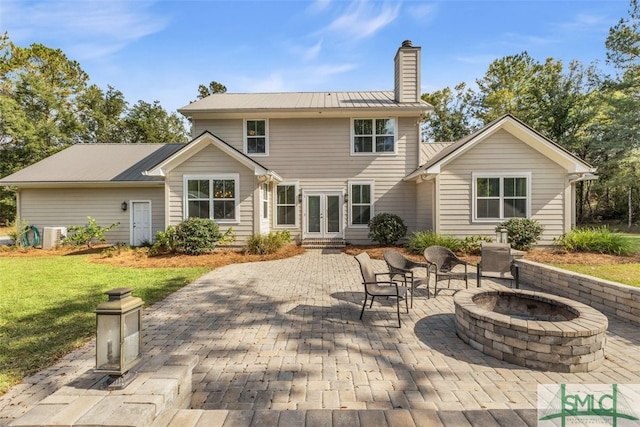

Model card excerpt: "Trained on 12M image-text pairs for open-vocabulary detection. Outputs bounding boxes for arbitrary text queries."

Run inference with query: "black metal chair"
[423,246,469,296]
[383,249,430,308]
[477,242,520,288]
[354,252,408,328]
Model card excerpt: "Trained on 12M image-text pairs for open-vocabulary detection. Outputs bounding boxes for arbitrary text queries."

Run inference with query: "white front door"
[131,201,152,246]
[303,190,343,239]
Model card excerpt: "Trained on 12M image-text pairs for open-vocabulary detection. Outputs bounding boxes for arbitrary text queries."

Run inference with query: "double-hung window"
[244,119,268,155]
[473,173,530,221]
[184,174,239,222]
[275,183,297,226]
[349,180,374,226]
[352,118,396,154]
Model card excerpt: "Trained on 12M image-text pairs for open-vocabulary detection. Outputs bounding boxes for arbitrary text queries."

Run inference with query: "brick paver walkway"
[2,249,640,426]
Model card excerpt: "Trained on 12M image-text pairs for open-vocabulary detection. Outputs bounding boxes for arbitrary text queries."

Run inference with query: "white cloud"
[556,13,610,32]
[2,0,168,59]
[322,0,400,40]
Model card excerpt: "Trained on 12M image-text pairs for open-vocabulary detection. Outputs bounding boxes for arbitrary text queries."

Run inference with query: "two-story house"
[0,40,595,248]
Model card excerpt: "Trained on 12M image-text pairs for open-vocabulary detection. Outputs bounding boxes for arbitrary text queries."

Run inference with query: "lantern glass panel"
[96,314,121,371]
[123,310,141,366]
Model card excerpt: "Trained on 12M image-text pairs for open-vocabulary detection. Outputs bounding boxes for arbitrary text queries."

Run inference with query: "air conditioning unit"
[42,227,67,250]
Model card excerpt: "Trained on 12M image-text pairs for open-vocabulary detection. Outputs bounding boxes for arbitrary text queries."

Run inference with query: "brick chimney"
[394,40,421,103]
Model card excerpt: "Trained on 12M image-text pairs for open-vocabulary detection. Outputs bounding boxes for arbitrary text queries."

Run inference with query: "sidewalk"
[2,249,640,426]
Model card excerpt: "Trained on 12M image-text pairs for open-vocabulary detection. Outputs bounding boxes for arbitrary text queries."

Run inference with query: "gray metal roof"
[0,143,185,185]
[179,91,431,114]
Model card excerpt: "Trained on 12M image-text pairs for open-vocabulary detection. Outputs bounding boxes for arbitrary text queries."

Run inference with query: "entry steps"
[301,238,346,249]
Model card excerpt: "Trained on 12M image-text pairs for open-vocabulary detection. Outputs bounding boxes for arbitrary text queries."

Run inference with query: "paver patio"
[2,249,640,426]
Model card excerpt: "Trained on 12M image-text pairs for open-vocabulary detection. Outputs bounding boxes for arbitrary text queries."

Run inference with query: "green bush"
[368,213,407,245]
[460,235,493,255]
[406,231,461,254]
[498,218,544,251]
[150,225,177,256]
[64,217,119,248]
[174,217,222,255]
[245,230,291,255]
[556,227,635,256]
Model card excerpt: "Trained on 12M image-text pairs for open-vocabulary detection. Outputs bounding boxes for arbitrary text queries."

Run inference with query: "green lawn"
[549,233,640,287]
[0,255,208,395]
[549,263,640,287]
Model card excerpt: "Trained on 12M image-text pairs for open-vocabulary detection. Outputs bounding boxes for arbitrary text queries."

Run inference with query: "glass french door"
[303,191,343,239]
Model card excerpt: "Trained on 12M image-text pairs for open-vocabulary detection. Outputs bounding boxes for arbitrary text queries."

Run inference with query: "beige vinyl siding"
[437,129,566,245]
[192,116,422,243]
[165,144,257,242]
[416,179,434,231]
[394,48,420,103]
[17,187,164,244]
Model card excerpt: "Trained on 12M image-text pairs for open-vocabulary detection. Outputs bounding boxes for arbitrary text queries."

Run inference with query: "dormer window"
[244,119,268,155]
[352,118,396,154]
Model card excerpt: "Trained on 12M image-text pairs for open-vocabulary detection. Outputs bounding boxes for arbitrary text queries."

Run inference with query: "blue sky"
[1,0,631,114]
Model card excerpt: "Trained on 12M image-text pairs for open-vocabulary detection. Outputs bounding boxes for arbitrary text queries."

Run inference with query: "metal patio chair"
[354,252,408,328]
[383,249,430,308]
[423,246,469,296]
[477,242,520,288]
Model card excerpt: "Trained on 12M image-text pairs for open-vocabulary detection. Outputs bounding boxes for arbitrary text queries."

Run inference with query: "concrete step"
[301,239,346,249]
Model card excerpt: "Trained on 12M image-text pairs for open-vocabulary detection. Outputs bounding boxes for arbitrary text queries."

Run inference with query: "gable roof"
[405,114,596,181]
[144,131,283,182]
[179,91,432,118]
[0,144,184,187]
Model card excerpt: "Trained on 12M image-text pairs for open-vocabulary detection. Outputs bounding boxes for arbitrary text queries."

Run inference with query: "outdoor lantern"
[95,287,143,390]
[495,228,508,244]
[121,201,128,211]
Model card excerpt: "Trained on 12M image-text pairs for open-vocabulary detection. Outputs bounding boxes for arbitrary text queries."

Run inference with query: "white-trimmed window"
[244,119,268,155]
[184,174,239,223]
[349,180,374,226]
[275,183,297,226]
[352,118,396,154]
[473,173,530,221]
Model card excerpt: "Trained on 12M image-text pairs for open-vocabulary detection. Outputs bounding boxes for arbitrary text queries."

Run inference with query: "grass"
[0,254,208,395]
[549,263,640,288]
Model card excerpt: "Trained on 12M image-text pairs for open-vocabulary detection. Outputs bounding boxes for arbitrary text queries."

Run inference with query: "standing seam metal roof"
[178,91,430,113]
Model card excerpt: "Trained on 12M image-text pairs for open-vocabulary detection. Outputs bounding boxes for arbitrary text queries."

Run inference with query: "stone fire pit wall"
[454,288,608,373]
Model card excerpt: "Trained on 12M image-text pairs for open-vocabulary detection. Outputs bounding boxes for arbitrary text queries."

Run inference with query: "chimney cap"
[401,40,413,47]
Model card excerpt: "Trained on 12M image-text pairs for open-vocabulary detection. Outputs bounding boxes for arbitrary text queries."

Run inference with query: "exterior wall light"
[95,287,143,390]
[121,201,128,211]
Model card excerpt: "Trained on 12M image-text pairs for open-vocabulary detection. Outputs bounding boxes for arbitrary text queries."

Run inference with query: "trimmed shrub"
[245,230,291,255]
[498,218,544,251]
[556,226,635,256]
[174,217,222,255]
[406,231,461,254]
[368,213,407,245]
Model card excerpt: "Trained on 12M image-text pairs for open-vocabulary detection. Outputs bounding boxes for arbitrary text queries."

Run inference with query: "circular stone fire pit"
[454,288,608,372]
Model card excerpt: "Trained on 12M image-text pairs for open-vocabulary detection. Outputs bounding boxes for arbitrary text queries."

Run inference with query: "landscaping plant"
[460,235,493,255]
[406,231,461,254]
[368,213,407,245]
[174,217,222,255]
[497,218,544,251]
[245,230,292,255]
[555,226,635,256]
[64,217,119,248]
